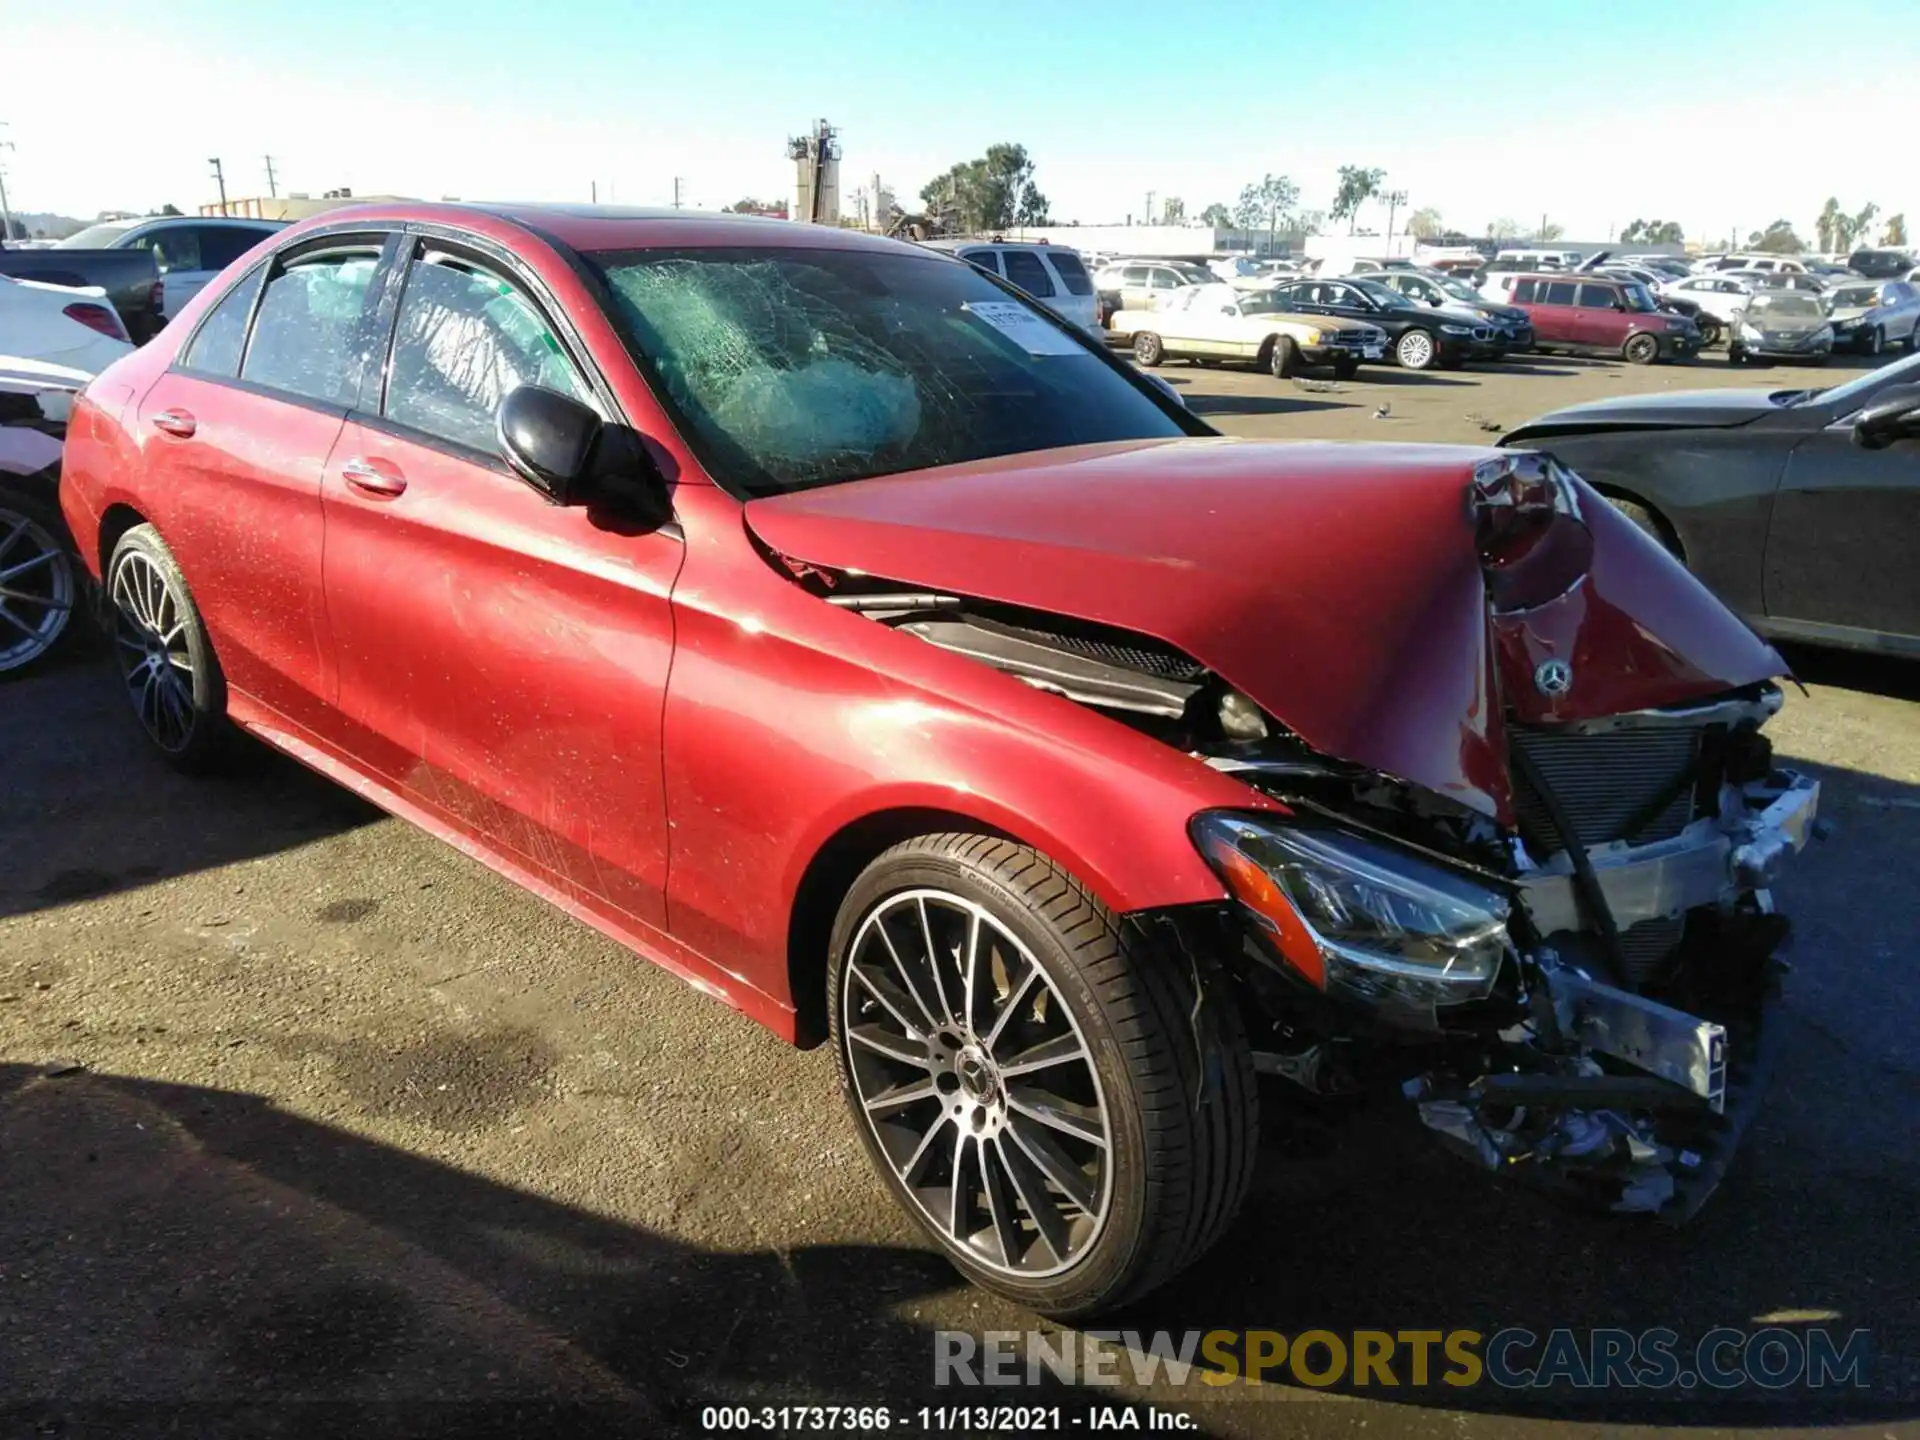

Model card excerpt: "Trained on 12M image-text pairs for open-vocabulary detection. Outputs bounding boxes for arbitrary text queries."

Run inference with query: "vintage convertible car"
[1109,282,1386,378]
[61,205,1819,1317]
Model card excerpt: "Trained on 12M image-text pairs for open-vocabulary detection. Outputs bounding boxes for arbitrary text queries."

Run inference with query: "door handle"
[341,457,407,498]
[151,408,196,438]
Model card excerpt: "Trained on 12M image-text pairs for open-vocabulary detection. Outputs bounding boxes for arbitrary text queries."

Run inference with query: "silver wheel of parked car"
[1267,336,1299,378]
[1866,327,1884,357]
[828,834,1257,1317]
[840,886,1112,1280]
[107,523,230,769]
[1396,329,1436,370]
[0,496,76,677]
[1623,333,1660,365]
[1131,332,1164,366]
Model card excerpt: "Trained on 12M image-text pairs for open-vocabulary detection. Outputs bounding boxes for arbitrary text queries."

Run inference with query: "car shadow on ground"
[0,655,381,923]
[1347,369,1476,388]
[1782,644,1920,702]
[1182,394,1351,418]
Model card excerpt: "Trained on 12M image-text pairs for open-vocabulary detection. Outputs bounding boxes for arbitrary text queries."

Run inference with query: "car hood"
[744,439,1784,822]
[1826,304,1871,321]
[1502,386,1793,439]
[1749,310,1827,333]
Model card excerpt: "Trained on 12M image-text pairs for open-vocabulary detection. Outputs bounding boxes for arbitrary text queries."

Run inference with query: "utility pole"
[1145,190,1155,226]
[264,154,278,199]
[0,123,14,245]
[1384,189,1407,253]
[1539,210,1548,242]
[672,177,683,209]
[209,157,228,216]
[591,181,597,204]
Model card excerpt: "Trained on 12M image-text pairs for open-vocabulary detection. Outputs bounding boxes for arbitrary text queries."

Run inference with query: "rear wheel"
[0,488,78,678]
[1623,333,1661,365]
[828,835,1257,1317]
[1606,497,1681,557]
[1267,336,1299,378]
[1906,321,1919,354]
[1131,332,1165,367]
[106,524,231,771]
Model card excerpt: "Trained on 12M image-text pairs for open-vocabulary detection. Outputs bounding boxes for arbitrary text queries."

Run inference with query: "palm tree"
[1815,198,1841,255]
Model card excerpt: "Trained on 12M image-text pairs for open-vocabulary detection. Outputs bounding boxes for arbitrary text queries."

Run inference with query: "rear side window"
[383,251,592,455]
[240,248,383,405]
[1578,283,1618,307]
[1511,279,1537,303]
[179,271,259,377]
[1121,266,1151,284]
[198,226,271,271]
[959,250,1002,276]
[1046,251,1093,296]
[1542,281,1578,305]
[137,227,200,275]
[1001,251,1056,299]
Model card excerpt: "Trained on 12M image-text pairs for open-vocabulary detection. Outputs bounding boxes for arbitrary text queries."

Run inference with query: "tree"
[1747,219,1807,254]
[1885,213,1908,247]
[1406,207,1444,240]
[155,203,183,217]
[1294,208,1326,236]
[919,143,1047,234]
[1231,174,1298,232]
[3,218,24,241]
[1160,196,1185,225]
[1815,198,1842,254]
[1199,202,1231,228]
[1620,218,1684,245]
[1485,216,1524,240]
[1330,165,1386,234]
[1850,202,1879,250]
[724,197,789,218]
[1539,221,1565,241]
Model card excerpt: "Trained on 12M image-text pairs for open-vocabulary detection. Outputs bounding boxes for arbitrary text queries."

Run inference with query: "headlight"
[1300,327,1322,345]
[1738,322,1763,340]
[1814,325,1833,342]
[1192,813,1509,1016]
[1440,323,1473,335]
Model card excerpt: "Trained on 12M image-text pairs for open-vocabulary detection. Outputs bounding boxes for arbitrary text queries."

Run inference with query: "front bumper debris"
[1515,771,1819,935]
[1542,966,1726,1111]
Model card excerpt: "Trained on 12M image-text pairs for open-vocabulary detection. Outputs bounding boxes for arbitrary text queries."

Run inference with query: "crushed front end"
[1188,454,1822,1221]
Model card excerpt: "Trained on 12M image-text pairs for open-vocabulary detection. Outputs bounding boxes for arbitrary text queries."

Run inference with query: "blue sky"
[7,0,1917,247]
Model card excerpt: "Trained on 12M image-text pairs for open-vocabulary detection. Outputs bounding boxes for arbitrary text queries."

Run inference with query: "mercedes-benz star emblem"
[1534,658,1574,696]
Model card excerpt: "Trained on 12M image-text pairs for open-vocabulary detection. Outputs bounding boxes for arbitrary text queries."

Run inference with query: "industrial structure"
[788,119,840,225]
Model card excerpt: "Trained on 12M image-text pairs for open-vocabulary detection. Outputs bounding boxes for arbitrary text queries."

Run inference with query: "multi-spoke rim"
[841,889,1112,1279]
[1399,330,1434,368]
[110,549,196,753]
[0,505,75,673]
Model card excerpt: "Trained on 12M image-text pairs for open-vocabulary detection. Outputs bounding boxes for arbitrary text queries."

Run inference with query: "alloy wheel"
[0,505,74,674]
[1397,330,1434,369]
[110,548,197,752]
[840,888,1113,1278]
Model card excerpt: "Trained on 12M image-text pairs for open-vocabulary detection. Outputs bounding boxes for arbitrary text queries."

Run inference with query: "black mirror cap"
[1852,382,1920,450]
[499,384,603,503]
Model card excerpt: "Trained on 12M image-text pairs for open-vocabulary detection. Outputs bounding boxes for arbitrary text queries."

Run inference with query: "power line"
[264,154,278,199]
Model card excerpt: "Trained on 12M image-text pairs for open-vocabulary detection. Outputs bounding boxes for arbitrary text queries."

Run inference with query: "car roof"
[125,214,286,229]
[278,200,922,259]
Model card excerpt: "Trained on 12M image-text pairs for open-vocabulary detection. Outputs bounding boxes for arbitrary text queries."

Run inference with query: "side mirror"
[499,385,603,503]
[1852,383,1920,450]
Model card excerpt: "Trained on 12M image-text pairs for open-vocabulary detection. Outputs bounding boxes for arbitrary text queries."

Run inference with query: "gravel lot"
[4,351,1917,1438]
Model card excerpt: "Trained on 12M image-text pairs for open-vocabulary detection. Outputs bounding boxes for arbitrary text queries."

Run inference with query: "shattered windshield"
[587,247,1186,496]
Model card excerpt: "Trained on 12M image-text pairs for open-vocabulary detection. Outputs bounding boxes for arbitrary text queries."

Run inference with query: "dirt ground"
[4,349,1918,1439]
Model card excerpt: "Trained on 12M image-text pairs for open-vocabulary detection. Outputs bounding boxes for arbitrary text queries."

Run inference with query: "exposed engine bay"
[786,452,1823,1224]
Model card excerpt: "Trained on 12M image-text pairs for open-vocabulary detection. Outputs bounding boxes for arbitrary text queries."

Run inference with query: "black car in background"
[1268,277,1498,370]
[1502,352,1920,657]
[1358,269,1535,352]
[1848,248,1917,281]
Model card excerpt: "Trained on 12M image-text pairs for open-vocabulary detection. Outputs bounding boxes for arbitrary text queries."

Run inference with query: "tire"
[1623,333,1661,365]
[1727,346,1746,366]
[0,485,79,678]
[1605,497,1680,557]
[1695,318,1723,348]
[1332,356,1360,381]
[1905,322,1919,354]
[106,523,231,771]
[1865,327,1884,357]
[1395,328,1437,370]
[1131,332,1164,367]
[1267,336,1298,378]
[827,834,1257,1318]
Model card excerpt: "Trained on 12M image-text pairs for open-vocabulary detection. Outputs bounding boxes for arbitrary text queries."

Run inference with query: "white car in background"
[1659,273,1759,327]
[0,273,135,378]
[934,241,1101,333]
[1823,278,1920,356]
[1108,282,1385,378]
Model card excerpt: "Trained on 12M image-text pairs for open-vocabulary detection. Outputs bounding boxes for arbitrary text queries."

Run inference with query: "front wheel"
[107,523,231,770]
[1267,336,1299,378]
[1694,318,1723,348]
[1131,332,1164,367]
[828,835,1257,1318]
[1395,329,1437,370]
[1623,333,1661,365]
[1864,327,1885,357]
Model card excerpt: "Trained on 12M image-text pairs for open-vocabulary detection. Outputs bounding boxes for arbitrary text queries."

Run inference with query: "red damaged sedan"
[60,205,1821,1316]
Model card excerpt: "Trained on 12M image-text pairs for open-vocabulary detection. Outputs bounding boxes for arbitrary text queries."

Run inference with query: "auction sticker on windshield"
[963,301,1084,355]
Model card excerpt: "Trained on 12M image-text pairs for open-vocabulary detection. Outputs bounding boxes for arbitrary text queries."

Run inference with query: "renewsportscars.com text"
[934,1326,1872,1392]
